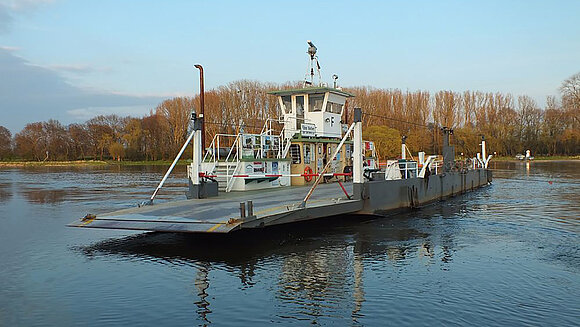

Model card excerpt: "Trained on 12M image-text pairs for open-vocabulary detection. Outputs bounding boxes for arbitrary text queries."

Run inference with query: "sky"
[1,0,579,133]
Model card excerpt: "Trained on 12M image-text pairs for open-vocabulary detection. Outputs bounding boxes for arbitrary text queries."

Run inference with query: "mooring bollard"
[239,202,246,218]
[247,200,253,217]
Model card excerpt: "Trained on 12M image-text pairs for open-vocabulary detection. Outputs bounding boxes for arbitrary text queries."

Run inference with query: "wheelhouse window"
[308,94,324,112]
[326,102,342,114]
[281,96,292,113]
[296,96,305,116]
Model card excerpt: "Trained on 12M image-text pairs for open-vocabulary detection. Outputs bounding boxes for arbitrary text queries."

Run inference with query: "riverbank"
[491,155,580,162]
[0,160,191,167]
[1,156,578,167]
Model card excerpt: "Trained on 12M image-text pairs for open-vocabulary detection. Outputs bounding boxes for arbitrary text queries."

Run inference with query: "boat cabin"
[269,87,354,140]
[268,87,356,186]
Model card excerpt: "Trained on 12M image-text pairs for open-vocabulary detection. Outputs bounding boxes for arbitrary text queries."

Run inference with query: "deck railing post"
[237,136,241,160]
[353,108,363,184]
[192,123,203,186]
[217,137,220,161]
[247,200,253,217]
[240,202,246,218]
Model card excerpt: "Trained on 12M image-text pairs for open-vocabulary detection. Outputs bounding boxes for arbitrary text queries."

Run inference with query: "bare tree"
[0,126,12,159]
[155,97,195,155]
[560,72,580,110]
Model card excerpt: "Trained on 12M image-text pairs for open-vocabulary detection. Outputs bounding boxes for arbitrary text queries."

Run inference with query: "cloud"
[0,0,54,11]
[0,45,19,51]
[0,0,54,33]
[44,64,97,73]
[0,3,13,33]
[29,63,112,74]
[66,105,154,120]
[0,48,164,133]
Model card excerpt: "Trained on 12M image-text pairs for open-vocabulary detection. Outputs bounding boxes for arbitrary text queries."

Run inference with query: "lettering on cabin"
[301,123,316,137]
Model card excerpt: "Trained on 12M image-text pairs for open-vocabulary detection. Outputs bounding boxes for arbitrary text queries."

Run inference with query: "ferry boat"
[69,41,493,234]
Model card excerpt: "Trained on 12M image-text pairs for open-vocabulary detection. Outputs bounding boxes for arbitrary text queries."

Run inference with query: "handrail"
[282,138,292,158]
[203,133,240,162]
[224,133,241,163]
[204,128,289,175]
[390,160,419,179]
[225,162,241,192]
[260,118,278,135]
[202,134,217,162]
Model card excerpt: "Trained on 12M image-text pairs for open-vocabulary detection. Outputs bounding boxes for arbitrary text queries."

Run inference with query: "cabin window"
[304,144,313,164]
[281,96,292,113]
[289,144,301,164]
[309,94,324,112]
[326,102,342,114]
[346,144,352,159]
[296,96,305,116]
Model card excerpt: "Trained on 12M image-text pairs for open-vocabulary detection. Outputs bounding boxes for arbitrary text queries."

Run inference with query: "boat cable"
[361,112,433,129]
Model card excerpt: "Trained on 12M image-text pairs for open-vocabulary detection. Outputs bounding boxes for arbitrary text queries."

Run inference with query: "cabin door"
[316,144,324,174]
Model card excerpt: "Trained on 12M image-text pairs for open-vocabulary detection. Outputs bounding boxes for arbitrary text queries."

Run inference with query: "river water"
[0,161,578,326]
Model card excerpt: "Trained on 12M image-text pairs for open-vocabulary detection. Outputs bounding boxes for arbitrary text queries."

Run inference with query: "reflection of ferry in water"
[69,41,493,234]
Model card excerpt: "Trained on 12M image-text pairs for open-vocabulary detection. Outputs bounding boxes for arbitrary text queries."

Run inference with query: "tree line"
[0,73,578,161]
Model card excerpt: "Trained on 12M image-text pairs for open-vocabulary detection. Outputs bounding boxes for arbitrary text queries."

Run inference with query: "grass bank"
[0,160,108,167]
[1,156,578,167]
[491,155,580,162]
[0,160,191,167]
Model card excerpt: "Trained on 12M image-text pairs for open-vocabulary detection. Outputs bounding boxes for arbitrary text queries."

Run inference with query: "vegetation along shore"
[1,73,578,162]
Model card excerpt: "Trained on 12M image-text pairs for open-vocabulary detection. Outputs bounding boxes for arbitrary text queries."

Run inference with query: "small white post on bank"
[481,136,487,164]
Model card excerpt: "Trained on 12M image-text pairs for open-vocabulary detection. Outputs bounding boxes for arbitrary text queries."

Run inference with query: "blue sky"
[1,0,579,132]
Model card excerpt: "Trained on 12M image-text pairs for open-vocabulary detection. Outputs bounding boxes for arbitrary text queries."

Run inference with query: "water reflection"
[0,182,12,203]
[2,161,578,325]
[10,165,188,206]
[20,187,68,204]
[194,262,211,325]
[526,161,530,176]
[351,250,364,323]
[77,212,461,324]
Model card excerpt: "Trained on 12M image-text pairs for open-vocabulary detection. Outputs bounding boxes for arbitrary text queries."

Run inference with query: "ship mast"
[304,40,322,87]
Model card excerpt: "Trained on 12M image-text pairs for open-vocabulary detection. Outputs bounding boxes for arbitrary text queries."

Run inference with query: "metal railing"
[203,133,240,163]
[201,118,292,192]
[225,162,241,192]
[398,160,418,179]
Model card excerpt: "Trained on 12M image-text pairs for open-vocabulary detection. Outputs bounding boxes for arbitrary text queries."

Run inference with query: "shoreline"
[0,160,191,167]
[490,156,580,162]
[0,156,578,167]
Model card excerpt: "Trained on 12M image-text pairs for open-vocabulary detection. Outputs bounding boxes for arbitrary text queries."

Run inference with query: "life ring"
[304,166,313,182]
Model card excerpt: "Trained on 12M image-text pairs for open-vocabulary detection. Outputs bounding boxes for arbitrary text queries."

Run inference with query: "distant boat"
[516,150,534,161]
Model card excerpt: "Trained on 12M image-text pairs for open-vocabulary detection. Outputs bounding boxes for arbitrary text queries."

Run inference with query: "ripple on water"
[0,162,579,326]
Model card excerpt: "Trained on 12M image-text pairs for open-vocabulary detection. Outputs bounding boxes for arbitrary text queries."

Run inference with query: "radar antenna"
[304,40,322,87]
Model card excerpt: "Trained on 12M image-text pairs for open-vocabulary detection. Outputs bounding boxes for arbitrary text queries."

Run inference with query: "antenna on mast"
[304,40,322,87]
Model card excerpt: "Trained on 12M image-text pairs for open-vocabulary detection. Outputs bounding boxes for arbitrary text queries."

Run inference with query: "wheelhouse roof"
[268,86,354,97]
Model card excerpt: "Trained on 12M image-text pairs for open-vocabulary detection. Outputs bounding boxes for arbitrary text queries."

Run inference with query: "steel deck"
[68,182,361,233]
